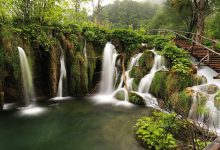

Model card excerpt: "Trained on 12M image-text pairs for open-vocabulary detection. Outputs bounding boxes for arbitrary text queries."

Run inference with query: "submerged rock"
[115,91,125,101]
[129,92,145,105]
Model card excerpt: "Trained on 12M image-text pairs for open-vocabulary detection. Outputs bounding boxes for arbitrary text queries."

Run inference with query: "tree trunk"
[195,0,206,44]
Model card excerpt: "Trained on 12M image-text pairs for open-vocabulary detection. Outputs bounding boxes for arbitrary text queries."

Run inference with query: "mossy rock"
[0,92,4,110]
[69,51,88,96]
[139,50,154,75]
[129,92,145,105]
[129,66,144,85]
[166,73,194,97]
[149,70,169,100]
[132,81,138,91]
[207,84,219,94]
[193,75,207,86]
[115,91,125,101]
[214,91,220,111]
[199,84,219,94]
[169,89,192,117]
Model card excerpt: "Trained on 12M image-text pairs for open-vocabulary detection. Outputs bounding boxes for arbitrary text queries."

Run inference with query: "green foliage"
[169,89,192,117]
[162,42,192,77]
[99,0,157,29]
[14,24,56,52]
[111,29,143,52]
[166,73,194,96]
[195,139,211,150]
[153,36,170,50]
[83,26,110,47]
[129,92,145,105]
[134,112,178,150]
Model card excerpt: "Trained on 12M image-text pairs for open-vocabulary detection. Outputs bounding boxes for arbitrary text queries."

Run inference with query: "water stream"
[57,49,67,98]
[18,47,35,106]
[189,56,220,134]
[138,50,165,93]
[99,42,118,95]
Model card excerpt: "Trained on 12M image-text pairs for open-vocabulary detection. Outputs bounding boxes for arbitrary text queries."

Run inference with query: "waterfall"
[99,42,118,94]
[18,47,35,106]
[57,49,67,97]
[83,40,87,62]
[117,53,143,90]
[188,59,220,134]
[188,85,220,132]
[138,50,165,93]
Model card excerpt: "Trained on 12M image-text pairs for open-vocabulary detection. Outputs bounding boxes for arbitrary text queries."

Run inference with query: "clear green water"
[0,98,152,150]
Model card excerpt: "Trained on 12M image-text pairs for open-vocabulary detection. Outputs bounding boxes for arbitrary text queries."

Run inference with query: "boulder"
[129,92,145,105]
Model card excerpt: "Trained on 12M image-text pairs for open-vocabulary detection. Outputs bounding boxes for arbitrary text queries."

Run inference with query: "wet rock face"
[0,92,4,110]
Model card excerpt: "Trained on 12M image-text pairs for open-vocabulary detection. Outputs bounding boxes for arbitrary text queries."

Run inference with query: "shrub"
[153,36,170,50]
[134,112,178,150]
[111,29,143,52]
[83,26,110,47]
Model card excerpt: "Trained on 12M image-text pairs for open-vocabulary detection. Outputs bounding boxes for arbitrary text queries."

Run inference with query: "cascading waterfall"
[117,53,143,90]
[113,53,143,101]
[138,50,165,93]
[99,42,118,94]
[18,47,35,106]
[188,59,220,134]
[57,49,67,97]
[188,85,220,132]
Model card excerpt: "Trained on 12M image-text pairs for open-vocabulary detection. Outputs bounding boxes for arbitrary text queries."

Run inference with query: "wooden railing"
[150,29,220,66]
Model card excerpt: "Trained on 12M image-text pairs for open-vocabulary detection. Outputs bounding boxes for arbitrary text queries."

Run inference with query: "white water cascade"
[113,53,143,101]
[138,50,166,93]
[117,53,143,90]
[18,47,35,106]
[57,49,67,97]
[188,57,220,134]
[99,42,118,94]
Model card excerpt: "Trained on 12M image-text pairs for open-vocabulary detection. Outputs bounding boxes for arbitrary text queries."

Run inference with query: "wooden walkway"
[174,39,220,73]
[151,29,220,75]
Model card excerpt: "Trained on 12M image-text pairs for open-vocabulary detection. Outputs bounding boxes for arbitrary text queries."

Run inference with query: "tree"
[193,0,215,43]
[99,0,157,29]
[92,0,104,25]
[165,0,198,35]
